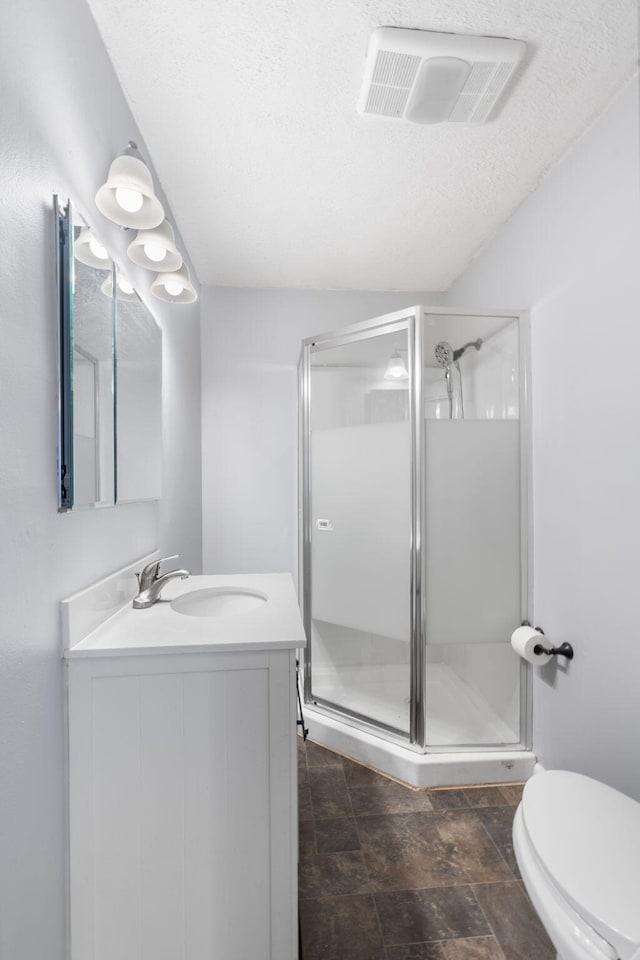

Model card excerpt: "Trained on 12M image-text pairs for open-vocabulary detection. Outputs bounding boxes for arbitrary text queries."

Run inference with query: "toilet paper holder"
[521,621,574,660]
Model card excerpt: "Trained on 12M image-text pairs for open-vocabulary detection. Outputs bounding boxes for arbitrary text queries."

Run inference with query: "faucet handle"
[137,555,180,590]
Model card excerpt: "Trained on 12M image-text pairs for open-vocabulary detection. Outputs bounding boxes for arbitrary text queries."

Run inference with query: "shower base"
[306,661,535,788]
[312,662,517,744]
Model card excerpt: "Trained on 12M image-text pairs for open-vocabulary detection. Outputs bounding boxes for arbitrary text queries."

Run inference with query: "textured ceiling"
[86,0,638,291]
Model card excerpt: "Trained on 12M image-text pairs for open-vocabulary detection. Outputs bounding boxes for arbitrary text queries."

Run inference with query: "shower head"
[434,341,454,367]
[435,338,483,369]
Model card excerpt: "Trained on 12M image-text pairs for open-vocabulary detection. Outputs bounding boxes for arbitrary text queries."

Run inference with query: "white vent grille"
[462,62,495,96]
[448,95,476,123]
[365,84,412,118]
[487,61,516,96]
[365,50,421,117]
[358,28,526,125]
[448,60,518,122]
[371,50,421,88]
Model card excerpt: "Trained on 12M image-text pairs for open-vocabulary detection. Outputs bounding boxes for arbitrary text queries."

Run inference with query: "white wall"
[0,3,202,957]
[445,80,640,798]
[201,288,442,576]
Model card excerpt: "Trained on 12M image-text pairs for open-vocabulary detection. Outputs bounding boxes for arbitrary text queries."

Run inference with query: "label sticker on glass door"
[315,519,333,531]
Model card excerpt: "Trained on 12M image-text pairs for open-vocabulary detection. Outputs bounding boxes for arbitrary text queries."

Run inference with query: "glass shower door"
[302,319,413,736]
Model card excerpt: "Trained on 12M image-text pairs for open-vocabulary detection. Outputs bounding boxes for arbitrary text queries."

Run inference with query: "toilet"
[513,770,640,960]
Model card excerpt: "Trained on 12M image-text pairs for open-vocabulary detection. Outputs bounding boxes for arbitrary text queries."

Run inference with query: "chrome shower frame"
[298,305,532,755]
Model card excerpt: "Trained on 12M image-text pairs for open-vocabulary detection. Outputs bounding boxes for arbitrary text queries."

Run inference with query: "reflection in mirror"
[115,266,162,502]
[72,242,115,507]
[73,348,99,502]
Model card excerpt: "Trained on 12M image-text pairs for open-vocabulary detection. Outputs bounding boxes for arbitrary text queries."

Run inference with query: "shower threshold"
[311,661,518,745]
[304,694,535,789]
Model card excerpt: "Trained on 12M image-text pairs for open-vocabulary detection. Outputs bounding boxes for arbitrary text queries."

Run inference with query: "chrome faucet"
[133,555,191,609]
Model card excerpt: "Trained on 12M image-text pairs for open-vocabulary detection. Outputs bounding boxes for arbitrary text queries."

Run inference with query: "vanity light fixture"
[384,349,409,380]
[100,274,139,303]
[150,264,197,304]
[127,219,183,272]
[95,141,164,230]
[73,228,113,270]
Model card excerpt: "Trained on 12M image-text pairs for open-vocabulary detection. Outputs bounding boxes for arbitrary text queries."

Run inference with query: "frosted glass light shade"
[127,219,183,272]
[151,264,197,304]
[100,274,139,302]
[95,154,164,229]
[384,350,409,380]
[74,228,113,270]
[405,56,471,124]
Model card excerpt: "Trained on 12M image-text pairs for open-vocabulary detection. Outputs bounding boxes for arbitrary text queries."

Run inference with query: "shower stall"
[298,306,535,787]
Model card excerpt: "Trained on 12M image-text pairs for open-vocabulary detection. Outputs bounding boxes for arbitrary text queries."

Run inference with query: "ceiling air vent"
[358,27,526,124]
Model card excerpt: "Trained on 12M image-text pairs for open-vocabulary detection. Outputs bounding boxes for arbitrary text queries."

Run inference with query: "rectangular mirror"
[55,197,162,510]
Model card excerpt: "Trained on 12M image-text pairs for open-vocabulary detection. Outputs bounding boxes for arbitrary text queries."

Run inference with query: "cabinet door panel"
[92,676,142,960]
[69,654,291,960]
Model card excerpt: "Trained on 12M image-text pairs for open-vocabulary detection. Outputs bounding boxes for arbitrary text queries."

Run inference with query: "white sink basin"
[170,587,268,618]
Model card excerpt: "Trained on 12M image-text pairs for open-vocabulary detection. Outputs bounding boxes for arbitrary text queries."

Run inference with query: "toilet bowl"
[513,770,640,960]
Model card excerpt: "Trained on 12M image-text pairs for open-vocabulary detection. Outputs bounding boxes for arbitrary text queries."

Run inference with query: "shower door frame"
[299,309,419,742]
[299,305,532,754]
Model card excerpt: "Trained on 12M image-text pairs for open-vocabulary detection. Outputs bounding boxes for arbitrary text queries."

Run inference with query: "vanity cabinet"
[67,646,299,960]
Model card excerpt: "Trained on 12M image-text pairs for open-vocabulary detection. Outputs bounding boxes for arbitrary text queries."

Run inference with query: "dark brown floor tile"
[315,817,361,853]
[376,886,490,945]
[386,941,446,959]
[342,756,394,787]
[297,734,307,768]
[299,818,316,859]
[498,784,524,806]
[428,789,471,811]
[350,781,435,816]
[475,807,520,877]
[299,765,314,822]
[299,849,371,899]
[436,811,514,883]
[463,787,509,808]
[309,765,353,819]
[441,935,506,960]
[306,740,343,767]
[358,812,459,891]
[472,882,555,960]
[300,894,386,960]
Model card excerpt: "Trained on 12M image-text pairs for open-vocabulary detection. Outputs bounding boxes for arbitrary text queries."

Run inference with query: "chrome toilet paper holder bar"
[521,621,574,660]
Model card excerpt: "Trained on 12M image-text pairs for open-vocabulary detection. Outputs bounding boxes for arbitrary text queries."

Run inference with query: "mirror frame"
[55,195,74,510]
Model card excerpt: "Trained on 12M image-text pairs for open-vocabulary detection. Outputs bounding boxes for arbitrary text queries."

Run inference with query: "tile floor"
[298,738,555,960]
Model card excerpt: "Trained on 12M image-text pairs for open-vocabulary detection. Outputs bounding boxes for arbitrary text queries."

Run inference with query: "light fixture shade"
[73,228,113,270]
[150,264,197,304]
[405,57,471,124]
[95,153,164,229]
[384,349,409,380]
[127,219,183,272]
[100,274,139,302]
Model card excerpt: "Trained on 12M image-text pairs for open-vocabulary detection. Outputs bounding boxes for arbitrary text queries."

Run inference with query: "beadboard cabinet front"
[67,648,298,960]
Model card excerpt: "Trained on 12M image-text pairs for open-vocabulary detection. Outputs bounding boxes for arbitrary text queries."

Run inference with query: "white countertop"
[64,573,307,658]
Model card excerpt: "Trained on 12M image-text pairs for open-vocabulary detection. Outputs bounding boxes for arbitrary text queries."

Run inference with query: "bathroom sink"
[170,586,268,618]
